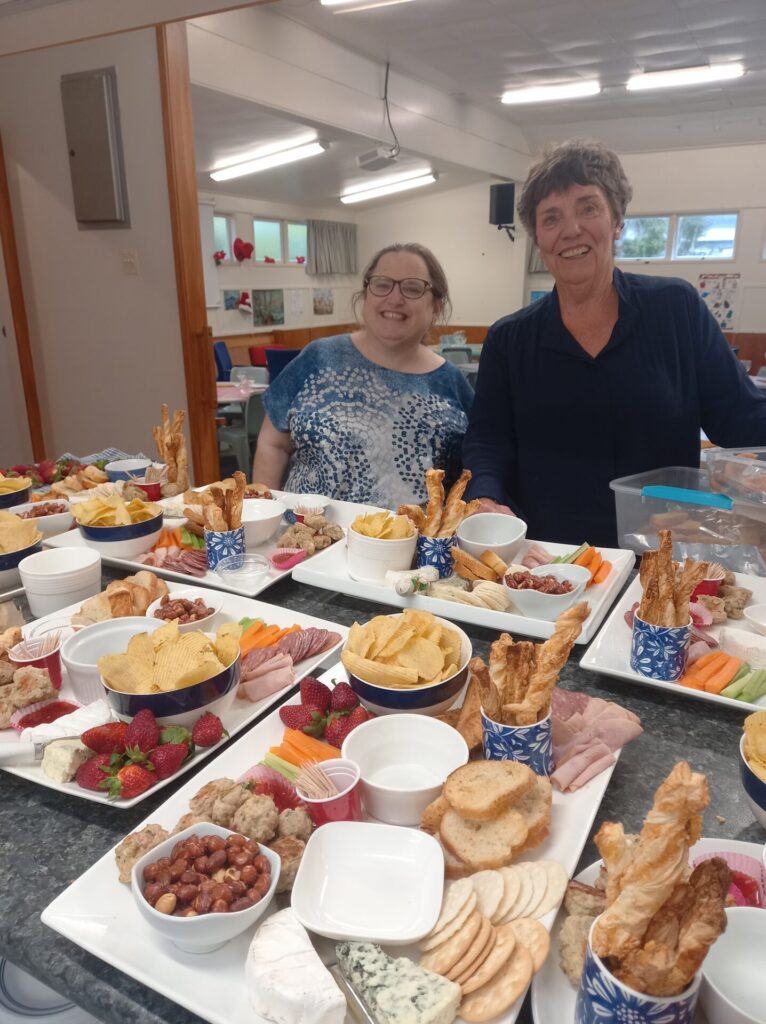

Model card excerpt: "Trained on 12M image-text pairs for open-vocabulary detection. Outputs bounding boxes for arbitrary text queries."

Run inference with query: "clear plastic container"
[706,447,766,507]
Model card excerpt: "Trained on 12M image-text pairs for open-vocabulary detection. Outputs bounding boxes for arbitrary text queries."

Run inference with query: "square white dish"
[291,821,444,944]
[293,537,635,643]
[581,572,766,711]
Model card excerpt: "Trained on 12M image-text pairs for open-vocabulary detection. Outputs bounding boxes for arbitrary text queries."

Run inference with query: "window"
[674,213,738,259]
[213,214,232,259]
[615,216,670,260]
[253,219,283,262]
[287,222,308,264]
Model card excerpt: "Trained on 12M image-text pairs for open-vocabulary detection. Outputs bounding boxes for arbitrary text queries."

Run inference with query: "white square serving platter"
[294,538,635,643]
[42,668,622,1024]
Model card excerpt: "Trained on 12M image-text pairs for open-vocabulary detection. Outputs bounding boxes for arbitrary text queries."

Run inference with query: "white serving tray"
[294,538,635,643]
[0,583,346,807]
[530,836,762,1024]
[580,573,766,711]
[41,494,369,599]
[42,669,621,1024]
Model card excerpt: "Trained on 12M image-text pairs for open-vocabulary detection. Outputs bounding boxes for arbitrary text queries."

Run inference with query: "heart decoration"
[233,238,254,262]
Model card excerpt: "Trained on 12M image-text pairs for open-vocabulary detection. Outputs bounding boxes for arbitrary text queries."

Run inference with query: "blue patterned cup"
[415,534,455,579]
[630,613,692,681]
[204,525,245,571]
[481,706,554,777]
[576,919,701,1024]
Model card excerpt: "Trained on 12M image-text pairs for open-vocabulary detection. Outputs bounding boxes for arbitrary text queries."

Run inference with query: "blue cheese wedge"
[41,738,91,784]
[336,942,461,1024]
[246,909,345,1024]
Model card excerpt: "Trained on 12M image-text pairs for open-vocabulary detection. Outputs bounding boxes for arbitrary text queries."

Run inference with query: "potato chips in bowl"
[0,473,32,509]
[73,496,163,558]
[340,609,471,716]
[0,511,43,588]
[347,512,418,583]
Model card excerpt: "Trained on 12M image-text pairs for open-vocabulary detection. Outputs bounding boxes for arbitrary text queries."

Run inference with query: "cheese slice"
[41,738,91,784]
[246,909,345,1024]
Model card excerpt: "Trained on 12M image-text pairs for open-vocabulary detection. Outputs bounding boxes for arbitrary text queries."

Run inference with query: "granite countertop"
[0,571,763,1024]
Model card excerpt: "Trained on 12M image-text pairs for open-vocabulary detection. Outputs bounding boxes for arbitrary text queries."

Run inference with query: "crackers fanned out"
[637,530,708,627]
[398,468,481,539]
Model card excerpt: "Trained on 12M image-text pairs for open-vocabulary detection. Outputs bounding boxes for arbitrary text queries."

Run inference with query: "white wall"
[0,240,33,466]
[202,191,358,335]
[0,29,187,459]
[525,143,766,331]
[356,181,528,328]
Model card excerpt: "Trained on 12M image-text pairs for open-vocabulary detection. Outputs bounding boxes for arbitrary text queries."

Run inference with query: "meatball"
[269,836,305,893]
[188,778,238,818]
[114,824,169,885]
[277,806,313,843]
[210,783,252,827]
[230,794,278,843]
[172,812,213,835]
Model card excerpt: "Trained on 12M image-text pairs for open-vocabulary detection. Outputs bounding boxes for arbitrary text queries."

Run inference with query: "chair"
[442,347,471,365]
[266,347,300,381]
[249,345,269,367]
[213,341,233,382]
[231,366,269,385]
[217,393,266,474]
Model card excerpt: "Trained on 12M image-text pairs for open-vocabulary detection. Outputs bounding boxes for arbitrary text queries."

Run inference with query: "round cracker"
[454,927,497,986]
[492,865,522,924]
[529,860,569,919]
[421,891,477,950]
[509,862,547,920]
[470,870,505,920]
[460,943,533,1022]
[420,908,482,975]
[498,865,532,923]
[431,877,474,935]
[509,917,550,972]
[446,916,493,981]
[460,922,516,995]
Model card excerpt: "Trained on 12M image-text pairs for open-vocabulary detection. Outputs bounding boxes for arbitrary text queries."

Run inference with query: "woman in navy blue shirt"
[463,139,766,547]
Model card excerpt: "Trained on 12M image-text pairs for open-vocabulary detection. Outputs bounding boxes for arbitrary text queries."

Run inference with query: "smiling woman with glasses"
[252,242,474,507]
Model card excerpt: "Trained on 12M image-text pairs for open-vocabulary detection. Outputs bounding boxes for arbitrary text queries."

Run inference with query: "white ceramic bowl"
[743,605,766,637]
[346,525,417,583]
[341,714,469,825]
[700,907,766,1024]
[503,563,590,621]
[19,547,101,590]
[76,511,163,560]
[105,458,152,482]
[456,513,527,563]
[60,616,165,705]
[7,500,73,536]
[241,498,286,547]
[131,824,280,954]
[283,493,328,515]
[146,587,226,633]
[291,821,443,943]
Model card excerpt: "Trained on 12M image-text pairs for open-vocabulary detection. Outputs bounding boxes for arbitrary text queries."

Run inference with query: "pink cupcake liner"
[693,850,766,905]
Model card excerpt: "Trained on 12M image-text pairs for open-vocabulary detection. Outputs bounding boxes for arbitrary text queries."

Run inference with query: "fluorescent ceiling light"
[341,170,437,204]
[210,141,328,181]
[321,0,414,10]
[626,62,744,91]
[501,80,600,104]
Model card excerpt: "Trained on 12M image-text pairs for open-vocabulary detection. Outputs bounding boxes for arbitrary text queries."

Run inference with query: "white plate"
[291,821,444,943]
[531,836,764,1024]
[0,582,346,807]
[41,493,366,598]
[42,667,621,1024]
[0,957,100,1023]
[294,538,635,643]
[581,573,766,711]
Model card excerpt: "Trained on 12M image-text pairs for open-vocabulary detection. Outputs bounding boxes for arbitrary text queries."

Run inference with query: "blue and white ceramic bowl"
[739,734,766,831]
[0,537,43,591]
[576,918,701,1024]
[204,525,245,571]
[344,615,471,716]
[0,483,31,509]
[630,613,692,682]
[481,707,554,777]
[415,534,455,579]
[77,510,163,559]
[104,458,152,482]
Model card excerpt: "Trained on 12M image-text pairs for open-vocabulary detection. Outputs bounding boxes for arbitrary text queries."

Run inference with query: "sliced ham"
[551,688,642,792]
[238,652,294,702]
[551,741,615,791]
[551,688,590,720]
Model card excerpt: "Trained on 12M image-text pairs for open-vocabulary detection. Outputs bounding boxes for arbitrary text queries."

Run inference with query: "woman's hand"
[476,497,515,516]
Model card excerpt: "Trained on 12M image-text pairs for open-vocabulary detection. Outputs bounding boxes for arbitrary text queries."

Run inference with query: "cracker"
[492,865,522,924]
[509,917,550,973]
[420,909,482,975]
[529,860,569,918]
[454,926,497,986]
[428,877,473,937]
[460,942,533,1021]
[470,870,505,920]
[460,922,517,995]
[446,916,494,981]
[420,891,477,950]
[498,867,532,924]
[512,862,548,919]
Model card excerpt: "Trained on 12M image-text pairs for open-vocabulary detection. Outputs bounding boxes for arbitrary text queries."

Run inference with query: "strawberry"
[279,704,326,737]
[330,681,359,714]
[148,742,189,780]
[191,712,227,748]
[324,713,355,749]
[346,705,372,730]
[124,708,160,753]
[104,762,156,800]
[75,752,121,791]
[80,721,128,755]
[299,676,332,714]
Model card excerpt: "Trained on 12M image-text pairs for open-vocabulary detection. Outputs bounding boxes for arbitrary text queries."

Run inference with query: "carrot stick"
[693,651,730,685]
[679,674,704,689]
[703,656,742,694]
[591,560,612,585]
[282,728,341,762]
[585,552,603,580]
[574,547,597,568]
[692,650,725,670]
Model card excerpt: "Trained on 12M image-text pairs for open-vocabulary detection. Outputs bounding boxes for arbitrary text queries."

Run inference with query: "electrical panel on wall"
[60,67,130,228]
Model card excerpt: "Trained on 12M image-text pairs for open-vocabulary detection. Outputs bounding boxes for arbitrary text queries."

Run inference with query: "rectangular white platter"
[41,493,370,599]
[294,538,635,644]
[581,572,766,711]
[42,667,621,1024]
[1,582,347,807]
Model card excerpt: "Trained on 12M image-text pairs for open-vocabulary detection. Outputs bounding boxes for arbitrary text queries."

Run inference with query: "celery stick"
[740,669,766,704]
[722,669,754,699]
[729,663,752,687]
[261,752,299,782]
[554,542,589,565]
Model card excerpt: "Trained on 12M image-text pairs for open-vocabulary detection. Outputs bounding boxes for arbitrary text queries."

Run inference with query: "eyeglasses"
[365,275,433,299]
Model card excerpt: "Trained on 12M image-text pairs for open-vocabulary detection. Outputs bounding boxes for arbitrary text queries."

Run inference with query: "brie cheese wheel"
[20,699,118,745]
[246,909,345,1024]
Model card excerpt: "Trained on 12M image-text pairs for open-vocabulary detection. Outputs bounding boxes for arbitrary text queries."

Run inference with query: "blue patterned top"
[264,335,474,507]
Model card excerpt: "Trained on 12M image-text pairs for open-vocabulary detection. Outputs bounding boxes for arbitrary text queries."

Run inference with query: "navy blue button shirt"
[463,270,766,548]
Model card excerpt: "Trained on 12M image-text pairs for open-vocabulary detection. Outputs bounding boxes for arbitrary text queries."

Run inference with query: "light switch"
[121,249,139,275]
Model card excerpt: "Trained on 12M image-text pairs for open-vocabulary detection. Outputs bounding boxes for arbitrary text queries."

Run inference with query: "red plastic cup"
[296,758,362,828]
[135,479,162,501]
[9,637,64,689]
[691,577,723,601]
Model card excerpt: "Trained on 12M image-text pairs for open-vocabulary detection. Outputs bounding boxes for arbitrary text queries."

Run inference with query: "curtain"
[307,220,358,276]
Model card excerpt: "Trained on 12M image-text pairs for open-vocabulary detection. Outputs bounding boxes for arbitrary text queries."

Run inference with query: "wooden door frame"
[0,131,46,461]
[156,21,220,484]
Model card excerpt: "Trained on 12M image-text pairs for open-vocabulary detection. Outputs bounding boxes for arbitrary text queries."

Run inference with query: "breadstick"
[422,469,445,537]
[397,504,426,532]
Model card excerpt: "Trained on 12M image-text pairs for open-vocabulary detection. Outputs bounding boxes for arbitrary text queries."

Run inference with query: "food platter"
[293,538,635,643]
[581,572,766,711]
[41,667,621,1024]
[530,836,763,1024]
[0,584,347,807]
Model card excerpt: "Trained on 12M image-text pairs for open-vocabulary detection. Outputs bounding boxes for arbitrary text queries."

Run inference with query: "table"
[1,569,763,1024]
[216,382,267,407]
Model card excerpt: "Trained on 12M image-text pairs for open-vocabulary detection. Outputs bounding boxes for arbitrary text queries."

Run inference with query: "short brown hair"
[517,139,633,242]
[352,242,453,324]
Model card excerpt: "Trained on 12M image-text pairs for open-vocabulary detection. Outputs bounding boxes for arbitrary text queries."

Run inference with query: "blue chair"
[266,347,300,381]
[213,340,233,382]
[217,393,266,474]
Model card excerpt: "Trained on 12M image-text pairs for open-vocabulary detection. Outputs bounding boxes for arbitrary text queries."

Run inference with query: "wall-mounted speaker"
[489,183,516,226]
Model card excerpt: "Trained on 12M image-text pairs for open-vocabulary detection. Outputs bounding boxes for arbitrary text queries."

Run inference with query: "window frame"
[672,211,739,262]
[212,212,235,264]
[614,214,672,262]
[286,220,308,265]
[252,216,285,265]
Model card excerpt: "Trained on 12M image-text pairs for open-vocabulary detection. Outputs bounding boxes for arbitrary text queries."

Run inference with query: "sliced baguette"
[440,807,529,871]
[443,761,535,822]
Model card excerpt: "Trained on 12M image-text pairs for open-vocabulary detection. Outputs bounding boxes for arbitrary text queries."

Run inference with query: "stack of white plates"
[0,957,101,1023]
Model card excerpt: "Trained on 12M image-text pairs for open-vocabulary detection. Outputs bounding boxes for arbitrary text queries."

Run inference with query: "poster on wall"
[251,289,285,326]
[698,273,740,332]
[288,289,307,319]
[313,288,334,316]
[223,290,241,311]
